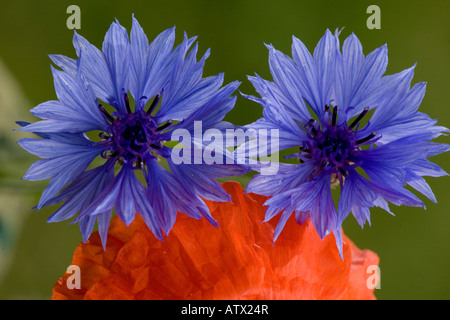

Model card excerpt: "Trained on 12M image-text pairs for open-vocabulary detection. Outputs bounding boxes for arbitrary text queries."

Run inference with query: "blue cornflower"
[242,30,449,257]
[17,16,247,247]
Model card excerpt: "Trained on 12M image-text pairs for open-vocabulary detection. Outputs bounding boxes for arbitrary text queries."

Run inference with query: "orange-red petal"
[52,181,379,300]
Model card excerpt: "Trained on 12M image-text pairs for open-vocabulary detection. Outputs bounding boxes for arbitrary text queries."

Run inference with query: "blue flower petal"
[129,16,150,102]
[265,174,337,240]
[49,54,77,77]
[46,164,114,222]
[146,160,181,233]
[168,158,232,203]
[243,29,449,258]
[408,159,448,178]
[177,80,241,130]
[139,26,177,104]
[334,33,364,110]
[115,167,137,226]
[405,169,437,203]
[337,171,394,228]
[26,66,109,131]
[266,44,313,124]
[18,137,97,159]
[17,16,265,249]
[73,31,116,104]
[312,29,339,116]
[18,119,97,134]
[291,35,322,113]
[246,162,314,196]
[28,146,102,209]
[102,20,130,114]
[157,39,224,122]
[97,210,113,250]
[345,44,388,117]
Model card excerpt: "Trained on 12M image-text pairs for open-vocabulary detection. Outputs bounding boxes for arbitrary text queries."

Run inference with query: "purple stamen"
[150,143,162,150]
[98,104,114,123]
[124,93,132,114]
[157,120,173,132]
[349,107,369,129]
[339,168,349,178]
[146,93,161,114]
[332,105,338,126]
[103,100,173,169]
[297,104,375,182]
[356,132,376,145]
[99,132,109,140]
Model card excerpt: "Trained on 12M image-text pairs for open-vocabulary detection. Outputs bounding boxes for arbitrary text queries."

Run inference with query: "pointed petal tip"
[35,199,46,211]
[15,124,33,133]
[335,26,345,36]
[264,42,274,51]
[210,219,219,228]
[46,216,57,223]
[237,89,247,98]
[15,120,30,127]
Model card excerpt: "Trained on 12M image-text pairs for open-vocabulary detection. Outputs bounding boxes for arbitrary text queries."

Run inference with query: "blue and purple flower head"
[243,29,449,257]
[17,17,448,258]
[17,16,248,248]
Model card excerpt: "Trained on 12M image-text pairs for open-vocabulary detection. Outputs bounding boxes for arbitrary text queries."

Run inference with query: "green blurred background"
[0,0,449,299]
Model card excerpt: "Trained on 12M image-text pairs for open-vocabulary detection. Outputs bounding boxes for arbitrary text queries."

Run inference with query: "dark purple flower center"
[97,93,172,169]
[299,105,377,179]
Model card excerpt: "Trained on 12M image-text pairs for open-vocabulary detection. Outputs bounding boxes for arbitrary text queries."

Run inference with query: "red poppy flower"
[52,181,379,300]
